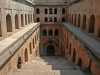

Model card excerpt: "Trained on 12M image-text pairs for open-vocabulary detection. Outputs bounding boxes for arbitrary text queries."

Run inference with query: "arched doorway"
[72,48,76,62]
[82,15,86,29]
[17,57,22,69]
[78,58,82,67]
[89,15,95,33]
[25,14,27,25]
[99,29,100,38]
[74,14,76,26]
[78,14,80,27]
[25,48,28,62]
[21,14,24,27]
[6,14,12,32]
[15,14,19,29]
[46,45,55,56]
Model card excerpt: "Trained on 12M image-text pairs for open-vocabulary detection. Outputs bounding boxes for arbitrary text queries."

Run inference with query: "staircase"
[8,56,91,75]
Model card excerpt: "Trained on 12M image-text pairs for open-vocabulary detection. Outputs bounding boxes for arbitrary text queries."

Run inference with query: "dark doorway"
[17,57,22,69]
[89,15,95,33]
[25,48,28,62]
[78,58,82,67]
[46,45,55,56]
[72,48,76,62]
[99,29,100,38]
[82,15,86,29]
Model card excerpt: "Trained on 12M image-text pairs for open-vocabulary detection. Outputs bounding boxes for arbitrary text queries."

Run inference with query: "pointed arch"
[6,14,12,32]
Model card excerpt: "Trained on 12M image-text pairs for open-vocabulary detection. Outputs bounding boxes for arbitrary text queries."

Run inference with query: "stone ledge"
[0,23,40,68]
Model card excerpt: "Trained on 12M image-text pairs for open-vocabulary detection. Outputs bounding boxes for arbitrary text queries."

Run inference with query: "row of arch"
[68,14,95,33]
[36,17,65,22]
[61,31,91,72]
[42,29,59,36]
[5,13,33,34]
[0,14,33,37]
[36,8,66,14]
[17,33,39,69]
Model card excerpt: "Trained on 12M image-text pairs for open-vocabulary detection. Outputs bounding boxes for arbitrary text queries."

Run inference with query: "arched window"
[54,17,57,22]
[72,14,73,24]
[15,14,19,29]
[6,14,12,32]
[62,17,65,22]
[33,38,35,48]
[49,17,52,22]
[78,58,82,67]
[49,8,53,14]
[0,12,1,37]
[21,14,24,27]
[36,8,40,14]
[74,14,76,26]
[78,14,80,27]
[37,17,40,22]
[45,8,48,14]
[82,15,86,29]
[54,8,57,14]
[43,29,47,36]
[72,48,76,62]
[25,14,27,25]
[45,17,48,22]
[29,42,32,54]
[55,29,59,36]
[17,57,22,69]
[49,30,53,36]
[66,38,68,49]
[99,29,100,38]
[25,48,28,62]
[28,14,30,24]
[62,8,65,14]
[89,15,95,33]
[69,43,71,55]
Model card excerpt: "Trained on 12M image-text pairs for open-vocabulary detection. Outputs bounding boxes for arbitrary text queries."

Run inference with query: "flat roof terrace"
[63,23,100,60]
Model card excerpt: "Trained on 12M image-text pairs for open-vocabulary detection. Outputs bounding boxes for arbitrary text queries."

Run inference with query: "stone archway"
[25,48,28,62]
[72,48,76,62]
[17,57,22,69]
[78,58,82,67]
[46,45,55,56]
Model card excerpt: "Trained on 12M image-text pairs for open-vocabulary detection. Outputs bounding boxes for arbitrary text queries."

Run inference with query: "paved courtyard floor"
[8,56,91,75]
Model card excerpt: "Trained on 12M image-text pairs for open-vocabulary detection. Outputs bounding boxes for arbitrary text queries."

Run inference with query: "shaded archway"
[69,43,71,55]
[25,14,27,25]
[45,17,48,22]
[15,14,19,29]
[72,48,76,62]
[54,29,59,36]
[89,15,95,33]
[29,43,32,54]
[82,15,86,29]
[17,57,22,69]
[36,8,40,14]
[25,48,28,62]
[54,17,57,22]
[28,14,30,24]
[99,29,100,38]
[78,58,82,67]
[45,8,48,14]
[6,14,12,32]
[21,14,24,27]
[72,14,73,24]
[43,29,47,36]
[0,22,2,37]
[54,8,57,14]
[74,14,76,26]
[78,14,80,27]
[46,45,55,56]
[49,30,53,36]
